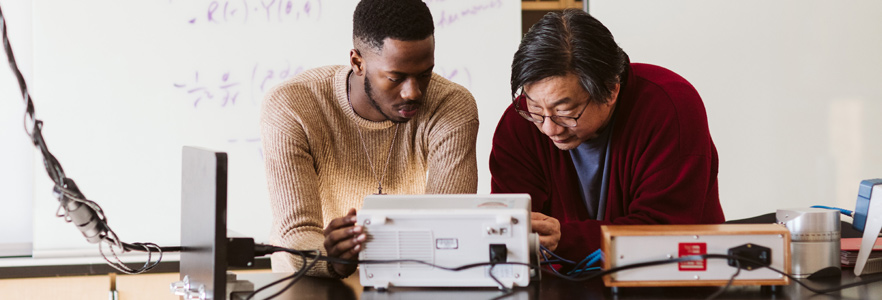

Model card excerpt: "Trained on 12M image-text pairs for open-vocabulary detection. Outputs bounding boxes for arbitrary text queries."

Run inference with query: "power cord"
[241,235,882,300]
[540,251,882,296]
[245,244,536,299]
[243,246,760,300]
[1,4,179,275]
[706,258,740,300]
[247,243,882,300]
[245,248,321,300]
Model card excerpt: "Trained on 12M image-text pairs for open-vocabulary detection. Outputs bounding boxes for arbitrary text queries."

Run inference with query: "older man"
[490,9,725,261]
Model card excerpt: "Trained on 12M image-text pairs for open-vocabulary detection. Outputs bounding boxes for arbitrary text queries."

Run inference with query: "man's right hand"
[323,208,365,277]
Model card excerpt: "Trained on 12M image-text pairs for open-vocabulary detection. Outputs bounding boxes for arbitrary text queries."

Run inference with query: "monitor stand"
[172,146,254,299]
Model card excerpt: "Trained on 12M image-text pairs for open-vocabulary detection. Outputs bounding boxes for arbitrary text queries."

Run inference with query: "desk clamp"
[170,275,206,300]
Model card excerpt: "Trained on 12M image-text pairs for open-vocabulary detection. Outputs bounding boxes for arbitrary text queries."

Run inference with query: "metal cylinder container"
[776,208,841,278]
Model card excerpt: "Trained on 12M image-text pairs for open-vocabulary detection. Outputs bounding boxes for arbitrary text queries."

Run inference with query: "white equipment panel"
[602,224,791,287]
[357,194,535,289]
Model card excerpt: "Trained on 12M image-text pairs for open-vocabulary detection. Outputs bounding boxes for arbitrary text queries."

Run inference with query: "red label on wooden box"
[678,243,707,271]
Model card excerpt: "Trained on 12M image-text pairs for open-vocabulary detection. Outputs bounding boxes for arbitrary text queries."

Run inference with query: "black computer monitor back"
[181,146,228,299]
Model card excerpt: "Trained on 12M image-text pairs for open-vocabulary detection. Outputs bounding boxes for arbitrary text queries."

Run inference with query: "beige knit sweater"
[260,65,479,277]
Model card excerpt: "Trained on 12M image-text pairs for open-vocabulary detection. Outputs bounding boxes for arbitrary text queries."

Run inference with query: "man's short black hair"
[511,9,628,103]
[353,0,435,52]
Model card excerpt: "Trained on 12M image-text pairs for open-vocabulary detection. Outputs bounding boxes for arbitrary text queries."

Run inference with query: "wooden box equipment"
[601,224,791,288]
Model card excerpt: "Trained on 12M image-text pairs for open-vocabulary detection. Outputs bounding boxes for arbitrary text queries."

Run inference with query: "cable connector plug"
[254,243,280,257]
[227,237,256,268]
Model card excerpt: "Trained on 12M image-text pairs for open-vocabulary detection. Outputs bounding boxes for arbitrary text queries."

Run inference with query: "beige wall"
[592,0,882,220]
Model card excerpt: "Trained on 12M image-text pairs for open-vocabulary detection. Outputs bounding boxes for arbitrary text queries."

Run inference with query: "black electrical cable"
[705,258,741,300]
[540,244,577,265]
[245,249,320,300]
[248,244,535,298]
[265,249,321,300]
[245,263,303,299]
[702,254,882,295]
[122,242,182,252]
[540,247,569,278]
[254,245,754,298]
[488,264,510,293]
[251,244,882,299]
[786,268,882,294]
[290,244,882,297]
[541,252,882,295]
[488,289,519,300]
[0,5,29,108]
[243,247,322,299]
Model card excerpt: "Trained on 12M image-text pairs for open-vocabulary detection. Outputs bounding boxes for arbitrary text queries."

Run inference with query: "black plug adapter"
[727,243,771,270]
[489,244,508,263]
[227,237,256,268]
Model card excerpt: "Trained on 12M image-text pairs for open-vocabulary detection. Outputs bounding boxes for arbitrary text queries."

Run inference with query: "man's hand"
[323,208,365,277]
[531,212,561,252]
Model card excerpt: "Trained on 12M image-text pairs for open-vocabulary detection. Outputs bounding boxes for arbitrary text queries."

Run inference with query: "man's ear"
[606,82,621,106]
[350,49,364,76]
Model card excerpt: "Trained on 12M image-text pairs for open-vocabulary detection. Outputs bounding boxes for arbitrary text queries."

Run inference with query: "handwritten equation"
[435,66,473,90]
[173,63,305,108]
[176,0,323,25]
[187,64,473,160]
[431,0,504,29]
[227,137,264,159]
[174,65,472,108]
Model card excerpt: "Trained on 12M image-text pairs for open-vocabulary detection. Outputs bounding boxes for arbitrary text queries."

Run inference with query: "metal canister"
[776,208,841,277]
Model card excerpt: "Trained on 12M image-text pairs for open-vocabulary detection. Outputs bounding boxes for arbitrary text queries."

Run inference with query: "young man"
[261,0,478,278]
[490,10,725,261]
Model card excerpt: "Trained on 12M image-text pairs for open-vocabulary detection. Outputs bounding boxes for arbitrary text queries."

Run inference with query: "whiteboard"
[0,0,34,257]
[28,0,519,254]
[590,1,882,220]
[21,0,880,257]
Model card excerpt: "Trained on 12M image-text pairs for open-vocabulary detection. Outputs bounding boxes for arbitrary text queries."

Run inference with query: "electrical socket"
[489,244,507,263]
[727,243,771,271]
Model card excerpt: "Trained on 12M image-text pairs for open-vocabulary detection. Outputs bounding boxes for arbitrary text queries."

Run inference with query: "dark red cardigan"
[490,63,725,261]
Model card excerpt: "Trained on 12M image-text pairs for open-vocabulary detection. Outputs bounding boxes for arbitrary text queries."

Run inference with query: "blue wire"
[583,251,603,267]
[811,205,854,217]
[571,249,601,268]
[538,246,606,277]
[568,266,601,275]
[567,249,603,276]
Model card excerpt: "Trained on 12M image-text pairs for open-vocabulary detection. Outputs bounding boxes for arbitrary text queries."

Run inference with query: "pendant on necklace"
[374,186,385,195]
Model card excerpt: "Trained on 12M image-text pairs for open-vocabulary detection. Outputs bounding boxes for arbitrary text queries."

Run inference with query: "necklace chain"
[347,71,399,195]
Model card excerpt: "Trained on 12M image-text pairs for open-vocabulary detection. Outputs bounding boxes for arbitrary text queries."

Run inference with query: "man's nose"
[540,117,565,137]
[400,78,422,101]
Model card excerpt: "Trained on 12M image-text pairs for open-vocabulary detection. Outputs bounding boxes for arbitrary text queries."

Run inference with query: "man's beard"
[364,72,416,124]
[364,73,397,123]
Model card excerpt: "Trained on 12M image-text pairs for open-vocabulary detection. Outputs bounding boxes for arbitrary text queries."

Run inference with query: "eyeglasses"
[513,94,590,128]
